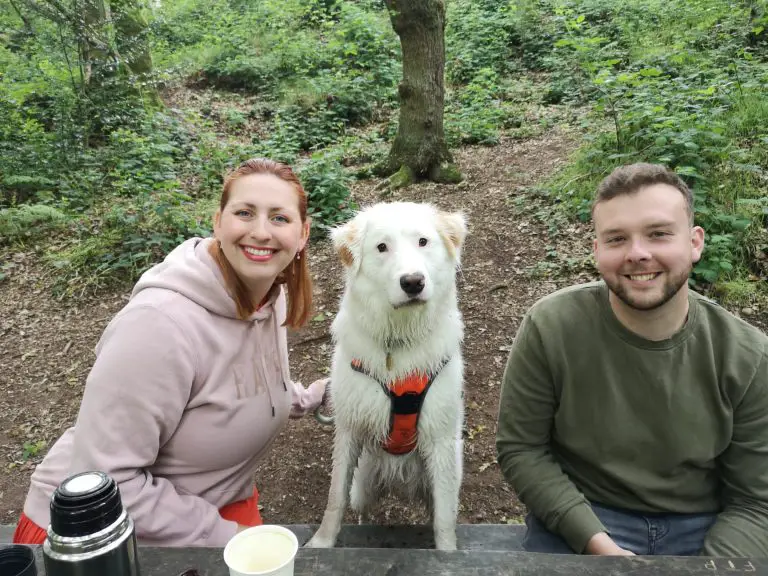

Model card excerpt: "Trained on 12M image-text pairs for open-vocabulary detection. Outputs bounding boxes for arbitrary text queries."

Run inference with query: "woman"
[13,158,329,547]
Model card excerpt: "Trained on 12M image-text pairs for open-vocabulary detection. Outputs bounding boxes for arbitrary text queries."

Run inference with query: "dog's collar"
[381,336,425,370]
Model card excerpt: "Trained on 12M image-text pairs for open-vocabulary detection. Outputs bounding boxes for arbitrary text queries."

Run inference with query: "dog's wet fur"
[306,202,467,551]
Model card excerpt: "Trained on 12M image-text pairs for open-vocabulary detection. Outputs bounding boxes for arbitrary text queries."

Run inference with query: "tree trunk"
[77,0,112,86]
[381,0,461,186]
[111,0,154,77]
[111,0,160,105]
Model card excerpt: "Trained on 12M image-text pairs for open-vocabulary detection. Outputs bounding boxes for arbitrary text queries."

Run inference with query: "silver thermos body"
[43,471,141,576]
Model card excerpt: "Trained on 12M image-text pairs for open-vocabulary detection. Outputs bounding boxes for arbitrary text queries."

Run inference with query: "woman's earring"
[296,250,301,260]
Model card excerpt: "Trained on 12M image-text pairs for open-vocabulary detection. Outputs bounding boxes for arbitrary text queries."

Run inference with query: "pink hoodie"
[23,237,326,546]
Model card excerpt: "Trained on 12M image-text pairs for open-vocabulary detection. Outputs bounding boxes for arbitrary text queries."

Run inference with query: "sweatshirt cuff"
[557,503,607,553]
[207,517,239,547]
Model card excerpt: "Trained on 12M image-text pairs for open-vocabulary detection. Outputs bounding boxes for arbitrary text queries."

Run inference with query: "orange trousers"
[13,487,262,545]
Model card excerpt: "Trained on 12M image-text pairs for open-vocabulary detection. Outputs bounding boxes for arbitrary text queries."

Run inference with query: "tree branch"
[9,0,34,33]
[18,0,73,25]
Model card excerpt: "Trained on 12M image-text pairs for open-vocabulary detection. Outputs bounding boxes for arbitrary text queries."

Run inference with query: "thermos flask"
[43,470,141,576]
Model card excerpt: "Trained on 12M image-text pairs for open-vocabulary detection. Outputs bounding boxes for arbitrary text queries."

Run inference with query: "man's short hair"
[592,163,695,224]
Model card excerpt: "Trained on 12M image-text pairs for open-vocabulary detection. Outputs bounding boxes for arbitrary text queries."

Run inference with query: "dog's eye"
[377,243,388,253]
[418,238,428,247]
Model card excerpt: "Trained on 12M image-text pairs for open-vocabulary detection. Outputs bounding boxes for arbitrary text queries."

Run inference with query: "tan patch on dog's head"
[331,219,363,272]
[338,244,354,267]
[437,211,468,261]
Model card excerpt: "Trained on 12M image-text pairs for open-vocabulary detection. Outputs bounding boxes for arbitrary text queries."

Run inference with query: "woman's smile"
[241,245,277,262]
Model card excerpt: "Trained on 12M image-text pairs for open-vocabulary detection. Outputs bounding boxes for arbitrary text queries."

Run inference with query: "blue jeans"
[523,502,717,556]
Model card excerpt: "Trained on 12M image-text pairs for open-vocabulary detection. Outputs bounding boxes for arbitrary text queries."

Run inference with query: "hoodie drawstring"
[259,352,276,418]
[252,288,292,419]
[252,319,276,418]
[273,309,291,407]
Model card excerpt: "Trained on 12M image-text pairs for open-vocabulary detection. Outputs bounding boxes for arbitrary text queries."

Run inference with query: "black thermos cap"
[49,471,124,538]
[0,545,37,576]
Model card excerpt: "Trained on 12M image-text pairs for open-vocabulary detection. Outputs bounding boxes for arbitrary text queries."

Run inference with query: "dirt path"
[2,124,764,528]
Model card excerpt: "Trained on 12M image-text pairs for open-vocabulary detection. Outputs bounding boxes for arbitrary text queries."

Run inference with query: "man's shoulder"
[691,290,768,352]
[528,281,604,320]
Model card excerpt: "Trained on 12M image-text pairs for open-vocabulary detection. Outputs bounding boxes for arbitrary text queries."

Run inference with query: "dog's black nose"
[400,273,425,295]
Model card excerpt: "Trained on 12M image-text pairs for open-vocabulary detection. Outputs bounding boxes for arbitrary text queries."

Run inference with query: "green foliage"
[297,152,358,238]
[522,0,768,291]
[0,204,70,244]
[48,187,211,293]
[716,278,763,307]
[446,0,520,84]
[44,112,211,289]
[161,0,400,98]
[252,72,384,157]
[22,440,46,462]
[3,0,766,299]
[446,68,521,146]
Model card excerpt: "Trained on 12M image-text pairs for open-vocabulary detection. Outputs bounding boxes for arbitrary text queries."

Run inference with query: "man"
[496,163,768,557]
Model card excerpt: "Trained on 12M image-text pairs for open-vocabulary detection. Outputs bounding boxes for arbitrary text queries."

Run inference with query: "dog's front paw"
[305,533,336,548]
[435,533,457,551]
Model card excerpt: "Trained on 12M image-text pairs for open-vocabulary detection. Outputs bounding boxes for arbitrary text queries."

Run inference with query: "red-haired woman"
[14,158,329,546]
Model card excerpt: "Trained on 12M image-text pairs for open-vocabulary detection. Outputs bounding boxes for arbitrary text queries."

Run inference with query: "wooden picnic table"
[5,524,768,575]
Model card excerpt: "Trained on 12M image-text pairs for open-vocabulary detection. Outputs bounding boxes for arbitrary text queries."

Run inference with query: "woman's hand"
[290,377,331,419]
[584,532,635,556]
[317,377,331,405]
[311,377,334,425]
[308,377,331,406]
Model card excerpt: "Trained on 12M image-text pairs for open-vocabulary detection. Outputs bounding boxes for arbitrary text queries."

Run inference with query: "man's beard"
[604,267,690,311]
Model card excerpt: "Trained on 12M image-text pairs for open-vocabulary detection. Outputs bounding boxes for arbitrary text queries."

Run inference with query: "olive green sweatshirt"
[496,281,768,557]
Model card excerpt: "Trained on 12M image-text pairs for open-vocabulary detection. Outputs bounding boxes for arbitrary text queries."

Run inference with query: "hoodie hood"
[131,237,277,321]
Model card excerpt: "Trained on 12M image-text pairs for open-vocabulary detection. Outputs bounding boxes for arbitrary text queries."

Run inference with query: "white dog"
[306,201,467,551]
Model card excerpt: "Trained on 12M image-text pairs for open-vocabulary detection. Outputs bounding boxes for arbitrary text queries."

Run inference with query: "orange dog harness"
[351,358,448,455]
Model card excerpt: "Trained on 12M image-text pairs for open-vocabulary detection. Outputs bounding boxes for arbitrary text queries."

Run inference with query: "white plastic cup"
[223,525,299,576]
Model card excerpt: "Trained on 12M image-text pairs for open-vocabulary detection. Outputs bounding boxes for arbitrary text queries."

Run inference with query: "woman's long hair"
[209,158,312,328]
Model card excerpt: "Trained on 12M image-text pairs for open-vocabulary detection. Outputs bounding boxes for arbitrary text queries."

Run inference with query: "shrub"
[0,204,70,244]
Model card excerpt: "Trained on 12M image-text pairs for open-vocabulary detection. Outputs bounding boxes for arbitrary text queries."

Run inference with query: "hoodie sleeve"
[270,287,328,419]
[69,305,238,547]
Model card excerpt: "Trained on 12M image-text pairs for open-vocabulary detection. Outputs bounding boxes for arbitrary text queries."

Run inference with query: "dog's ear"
[437,211,468,262]
[331,217,364,273]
